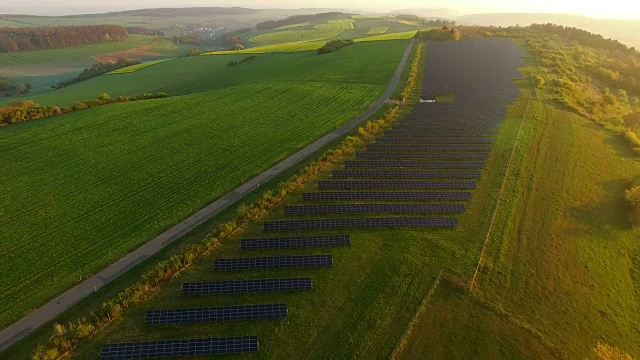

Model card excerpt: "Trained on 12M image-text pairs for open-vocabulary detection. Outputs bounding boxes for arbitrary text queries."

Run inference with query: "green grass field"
[314,21,355,31]
[355,31,419,42]
[0,40,408,331]
[107,59,172,74]
[368,27,389,35]
[1,40,409,107]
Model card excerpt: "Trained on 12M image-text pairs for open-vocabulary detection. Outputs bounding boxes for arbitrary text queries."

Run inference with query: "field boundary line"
[0,38,416,354]
[469,97,531,293]
[391,269,443,360]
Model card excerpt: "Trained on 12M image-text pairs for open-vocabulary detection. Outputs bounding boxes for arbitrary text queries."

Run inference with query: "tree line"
[52,58,140,89]
[0,25,128,52]
[317,39,353,54]
[395,14,456,27]
[0,92,168,127]
[415,27,461,41]
[227,55,258,67]
[0,77,31,97]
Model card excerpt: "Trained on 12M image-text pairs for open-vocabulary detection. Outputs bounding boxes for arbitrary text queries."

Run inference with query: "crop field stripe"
[107,59,173,74]
[367,27,390,35]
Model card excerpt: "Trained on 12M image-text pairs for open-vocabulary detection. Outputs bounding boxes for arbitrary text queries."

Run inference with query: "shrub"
[317,39,354,55]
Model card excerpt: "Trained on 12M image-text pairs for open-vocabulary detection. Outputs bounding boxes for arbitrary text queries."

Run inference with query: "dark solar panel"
[100,336,258,359]
[146,304,287,325]
[241,235,351,250]
[385,129,498,137]
[317,180,477,190]
[263,217,459,231]
[366,144,492,152]
[356,151,490,159]
[214,255,332,271]
[183,278,312,296]
[332,170,481,179]
[375,137,495,144]
[344,160,485,169]
[285,203,465,215]
[303,191,471,201]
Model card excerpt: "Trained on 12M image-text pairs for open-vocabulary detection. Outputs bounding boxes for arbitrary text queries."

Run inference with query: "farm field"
[0,81,385,330]
[248,28,344,45]
[0,35,184,93]
[1,40,409,107]
[0,39,408,332]
[355,30,419,42]
[368,27,390,35]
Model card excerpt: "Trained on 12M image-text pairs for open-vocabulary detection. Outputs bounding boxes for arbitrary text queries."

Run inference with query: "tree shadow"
[569,178,631,233]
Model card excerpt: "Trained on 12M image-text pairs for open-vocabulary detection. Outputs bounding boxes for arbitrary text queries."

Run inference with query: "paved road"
[0,38,415,353]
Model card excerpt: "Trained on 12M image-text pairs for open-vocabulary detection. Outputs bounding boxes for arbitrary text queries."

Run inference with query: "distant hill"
[389,8,458,20]
[102,7,257,17]
[457,13,640,49]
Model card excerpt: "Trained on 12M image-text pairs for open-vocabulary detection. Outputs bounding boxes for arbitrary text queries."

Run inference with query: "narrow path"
[0,38,415,353]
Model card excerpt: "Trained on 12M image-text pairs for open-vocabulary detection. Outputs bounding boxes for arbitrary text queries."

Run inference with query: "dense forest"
[0,25,127,52]
[395,14,455,27]
[256,12,352,30]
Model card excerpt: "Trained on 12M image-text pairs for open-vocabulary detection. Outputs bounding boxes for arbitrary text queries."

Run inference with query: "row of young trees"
[317,39,353,54]
[415,27,461,41]
[28,40,426,360]
[227,55,258,67]
[0,92,168,126]
[0,25,127,52]
[52,58,140,89]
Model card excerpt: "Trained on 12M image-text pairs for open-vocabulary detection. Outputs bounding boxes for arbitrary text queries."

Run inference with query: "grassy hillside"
[1,40,409,107]
[0,39,409,330]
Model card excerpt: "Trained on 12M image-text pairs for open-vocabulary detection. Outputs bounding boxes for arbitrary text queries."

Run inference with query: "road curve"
[0,38,415,353]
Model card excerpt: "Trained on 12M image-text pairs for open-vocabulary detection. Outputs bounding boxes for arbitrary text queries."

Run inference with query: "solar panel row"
[285,203,465,215]
[344,161,485,169]
[264,217,458,231]
[303,191,472,201]
[375,137,495,144]
[183,278,312,296]
[146,304,287,325]
[214,255,333,271]
[333,170,481,179]
[366,144,493,152]
[101,337,258,359]
[317,180,477,190]
[241,235,351,250]
[356,151,490,159]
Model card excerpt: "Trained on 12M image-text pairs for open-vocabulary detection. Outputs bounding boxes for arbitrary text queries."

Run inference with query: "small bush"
[227,55,258,67]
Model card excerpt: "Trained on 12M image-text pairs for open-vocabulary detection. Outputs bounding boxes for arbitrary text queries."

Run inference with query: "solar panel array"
[367,144,493,152]
[317,180,477,190]
[344,161,485,169]
[384,129,498,137]
[183,278,312,296]
[214,255,333,270]
[264,217,459,231]
[101,337,258,359]
[146,304,287,325]
[241,235,351,250]
[332,170,481,179]
[303,191,472,201]
[285,203,465,215]
[356,151,490,159]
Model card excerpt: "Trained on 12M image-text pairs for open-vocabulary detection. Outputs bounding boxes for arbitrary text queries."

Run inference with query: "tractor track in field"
[0,38,415,353]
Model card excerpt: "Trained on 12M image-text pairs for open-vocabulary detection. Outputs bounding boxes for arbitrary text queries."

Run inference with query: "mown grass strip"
[107,59,172,74]
[368,27,389,35]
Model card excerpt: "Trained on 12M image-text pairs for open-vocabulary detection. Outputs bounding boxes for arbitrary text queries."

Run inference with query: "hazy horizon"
[1,0,639,20]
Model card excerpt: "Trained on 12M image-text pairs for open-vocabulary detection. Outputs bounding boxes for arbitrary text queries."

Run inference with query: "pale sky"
[1,0,639,19]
